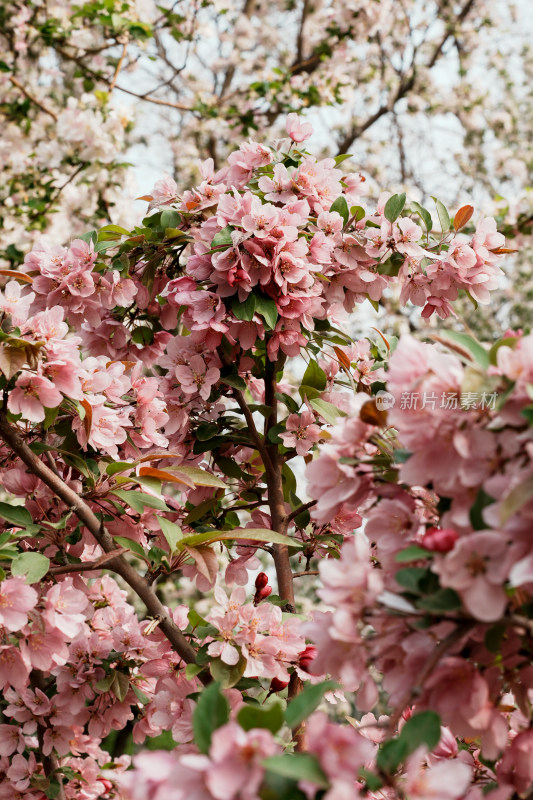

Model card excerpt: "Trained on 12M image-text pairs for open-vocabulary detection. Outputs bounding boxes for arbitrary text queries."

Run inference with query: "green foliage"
[192,682,230,754]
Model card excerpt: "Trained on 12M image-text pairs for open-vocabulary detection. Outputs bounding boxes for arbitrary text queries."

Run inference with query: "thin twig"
[48,547,127,575]
[109,40,128,91]
[9,76,58,121]
[287,499,317,523]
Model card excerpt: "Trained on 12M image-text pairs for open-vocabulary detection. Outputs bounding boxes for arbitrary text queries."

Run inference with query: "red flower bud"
[269,677,289,693]
[99,779,113,792]
[254,585,272,604]
[421,527,458,553]
[298,645,318,673]
[255,571,269,590]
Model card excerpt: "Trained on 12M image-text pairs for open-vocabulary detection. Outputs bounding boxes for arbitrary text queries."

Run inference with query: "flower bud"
[254,585,272,604]
[269,677,289,693]
[421,527,459,553]
[255,572,269,590]
[298,645,317,673]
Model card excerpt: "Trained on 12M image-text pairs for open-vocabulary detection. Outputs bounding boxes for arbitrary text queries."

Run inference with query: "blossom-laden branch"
[0,411,201,673]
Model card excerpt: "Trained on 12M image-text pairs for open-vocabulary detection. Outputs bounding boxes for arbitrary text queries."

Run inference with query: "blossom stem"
[0,411,205,678]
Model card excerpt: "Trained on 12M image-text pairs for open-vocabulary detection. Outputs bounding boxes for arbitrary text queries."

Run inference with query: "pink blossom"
[44,578,89,637]
[0,724,26,757]
[286,112,313,143]
[280,411,321,455]
[403,749,472,800]
[0,280,35,324]
[0,577,38,631]
[175,355,220,400]
[431,531,511,622]
[8,373,63,422]
[205,722,278,800]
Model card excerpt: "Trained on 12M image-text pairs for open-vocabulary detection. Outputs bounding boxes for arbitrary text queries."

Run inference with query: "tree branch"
[337,0,477,154]
[0,411,204,678]
[9,76,58,121]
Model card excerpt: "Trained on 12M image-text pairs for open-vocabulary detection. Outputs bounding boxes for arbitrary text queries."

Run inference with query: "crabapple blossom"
[0,116,525,800]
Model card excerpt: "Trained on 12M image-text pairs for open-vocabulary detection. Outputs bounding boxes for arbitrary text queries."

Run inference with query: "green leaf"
[232,293,257,321]
[254,294,278,330]
[131,326,154,346]
[160,208,180,229]
[310,397,346,425]
[238,701,284,734]
[334,153,353,166]
[350,205,365,222]
[431,196,451,233]
[417,588,462,612]
[211,225,234,249]
[395,545,430,563]
[158,517,182,553]
[377,738,410,773]
[169,465,227,489]
[132,684,151,705]
[301,360,327,392]
[400,710,441,753]
[395,566,429,594]
[209,653,247,688]
[11,552,50,583]
[284,680,338,729]
[438,330,489,369]
[263,754,329,789]
[195,422,219,441]
[411,201,433,231]
[488,336,518,366]
[0,502,32,527]
[469,488,494,530]
[106,461,134,476]
[113,536,147,560]
[111,671,130,702]
[329,195,349,226]
[110,489,169,513]
[358,768,383,792]
[178,527,297,550]
[185,663,203,680]
[384,193,406,223]
[500,477,533,525]
[193,682,230,754]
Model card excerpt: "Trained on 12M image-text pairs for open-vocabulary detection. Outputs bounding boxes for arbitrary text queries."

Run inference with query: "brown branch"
[9,76,58,121]
[55,46,194,112]
[293,570,318,578]
[0,411,204,678]
[48,547,127,575]
[295,0,311,65]
[287,499,317,523]
[263,359,295,611]
[109,39,128,91]
[337,0,477,154]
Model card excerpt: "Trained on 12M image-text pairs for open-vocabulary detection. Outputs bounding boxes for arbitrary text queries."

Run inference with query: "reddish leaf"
[453,205,474,231]
[0,270,33,284]
[138,466,195,487]
[81,399,93,438]
[360,399,388,427]
[333,347,351,371]
[370,327,390,352]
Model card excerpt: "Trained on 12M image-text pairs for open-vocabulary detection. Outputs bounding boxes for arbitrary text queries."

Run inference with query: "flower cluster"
[0,116,521,799]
